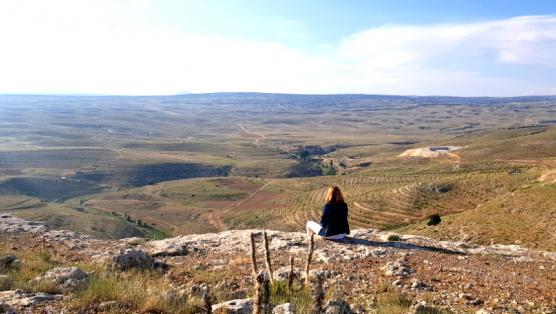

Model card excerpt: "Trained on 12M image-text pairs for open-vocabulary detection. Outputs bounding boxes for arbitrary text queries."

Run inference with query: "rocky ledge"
[1,214,554,264]
[1,213,555,313]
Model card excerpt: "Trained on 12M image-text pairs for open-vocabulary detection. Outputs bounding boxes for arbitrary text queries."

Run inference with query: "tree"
[298,150,311,160]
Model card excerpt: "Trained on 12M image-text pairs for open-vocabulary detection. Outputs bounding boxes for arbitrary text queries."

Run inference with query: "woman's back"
[320,202,350,237]
[306,185,350,239]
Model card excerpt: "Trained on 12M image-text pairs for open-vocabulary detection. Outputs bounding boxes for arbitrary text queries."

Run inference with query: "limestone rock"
[98,300,117,311]
[410,279,429,291]
[459,293,484,306]
[392,279,403,288]
[34,267,89,292]
[0,214,48,234]
[324,299,354,314]
[0,256,20,269]
[111,249,154,271]
[382,260,412,277]
[273,303,296,314]
[211,298,253,314]
[0,290,61,307]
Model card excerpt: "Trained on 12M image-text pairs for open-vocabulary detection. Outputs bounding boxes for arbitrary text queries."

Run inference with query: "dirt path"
[207,181,273,230]
[237,123,265,145]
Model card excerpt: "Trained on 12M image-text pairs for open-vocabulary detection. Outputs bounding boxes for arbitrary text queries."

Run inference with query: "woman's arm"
[320,204,331,227]
[345,203,350,234]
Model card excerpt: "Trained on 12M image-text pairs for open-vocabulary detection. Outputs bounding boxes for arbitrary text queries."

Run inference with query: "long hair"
[325,186,345,204]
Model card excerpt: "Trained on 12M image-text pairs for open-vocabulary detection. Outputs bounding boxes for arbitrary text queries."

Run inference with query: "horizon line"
[2,92,556,98]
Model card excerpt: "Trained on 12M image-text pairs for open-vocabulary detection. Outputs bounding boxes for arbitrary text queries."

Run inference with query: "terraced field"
[272,165,538,233]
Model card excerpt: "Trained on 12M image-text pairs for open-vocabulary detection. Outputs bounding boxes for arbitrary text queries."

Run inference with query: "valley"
[1,93,555,250]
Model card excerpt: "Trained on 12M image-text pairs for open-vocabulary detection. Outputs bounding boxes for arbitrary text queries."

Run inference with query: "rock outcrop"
[272,303,296,314]
[1,213,555,313]
[33,267,89,292]
[212,298,253,313]
[0,256,20,269]
[0,290,61,307]
[111,249,155,271]
[1,214,554,264]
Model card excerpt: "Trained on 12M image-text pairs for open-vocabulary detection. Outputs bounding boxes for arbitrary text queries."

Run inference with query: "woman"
[306,186,350,240]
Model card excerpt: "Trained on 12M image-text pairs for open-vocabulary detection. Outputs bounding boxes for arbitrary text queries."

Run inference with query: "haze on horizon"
[1,0,556,97]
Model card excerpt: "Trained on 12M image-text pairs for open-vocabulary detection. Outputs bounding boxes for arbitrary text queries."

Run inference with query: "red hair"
[325,186,344,204]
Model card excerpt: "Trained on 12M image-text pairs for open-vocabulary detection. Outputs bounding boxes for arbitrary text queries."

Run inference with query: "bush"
[387,235,402,241]
[0,275,13,291]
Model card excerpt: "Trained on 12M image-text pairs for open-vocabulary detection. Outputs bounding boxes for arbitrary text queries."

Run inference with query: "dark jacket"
[319,202,350,237]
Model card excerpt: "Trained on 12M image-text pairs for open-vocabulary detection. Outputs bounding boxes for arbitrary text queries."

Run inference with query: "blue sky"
[1,0,556,96]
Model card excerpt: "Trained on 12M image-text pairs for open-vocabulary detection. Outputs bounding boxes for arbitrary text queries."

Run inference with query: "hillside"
[0,214,554,313]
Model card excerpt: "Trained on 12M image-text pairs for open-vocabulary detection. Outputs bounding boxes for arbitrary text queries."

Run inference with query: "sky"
[1,0,556,96]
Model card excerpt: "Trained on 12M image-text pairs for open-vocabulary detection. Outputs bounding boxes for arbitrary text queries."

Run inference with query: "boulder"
[111,249,154,271]
[211,298,253,314]
[34,267,89,292]
[324,299,355,314]
[0,256,20,269]
[382,260,412,277]
[273,303,296,314]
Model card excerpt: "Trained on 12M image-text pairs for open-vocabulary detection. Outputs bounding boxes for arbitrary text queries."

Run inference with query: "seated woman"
[306,186,350,240]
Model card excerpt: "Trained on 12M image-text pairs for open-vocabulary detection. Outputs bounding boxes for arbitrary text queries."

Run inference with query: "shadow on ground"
[334,236,465,255]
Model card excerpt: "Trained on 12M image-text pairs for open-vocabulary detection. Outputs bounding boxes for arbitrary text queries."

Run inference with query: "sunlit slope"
[398,182,556,251]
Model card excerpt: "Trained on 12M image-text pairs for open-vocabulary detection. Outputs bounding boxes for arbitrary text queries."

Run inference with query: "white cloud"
[0,1,555,96]
[340,15,556,69]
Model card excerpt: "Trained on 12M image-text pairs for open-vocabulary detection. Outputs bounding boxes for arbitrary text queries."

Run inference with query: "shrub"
[0,275,13,291]
[387,234,402,241]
